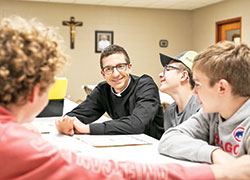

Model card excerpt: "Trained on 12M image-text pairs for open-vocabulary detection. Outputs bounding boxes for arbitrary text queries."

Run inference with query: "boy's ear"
[180,71,189,82]
[218,79,230,95]
[28,84,40,103]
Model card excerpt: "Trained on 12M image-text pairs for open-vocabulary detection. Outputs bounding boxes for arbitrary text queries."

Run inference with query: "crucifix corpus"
[62,16,83,49]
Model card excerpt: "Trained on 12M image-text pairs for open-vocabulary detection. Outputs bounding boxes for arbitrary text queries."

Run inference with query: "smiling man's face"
[101,53,132,93]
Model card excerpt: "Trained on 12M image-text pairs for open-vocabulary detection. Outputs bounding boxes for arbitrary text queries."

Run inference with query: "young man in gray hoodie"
[158,41,250,164]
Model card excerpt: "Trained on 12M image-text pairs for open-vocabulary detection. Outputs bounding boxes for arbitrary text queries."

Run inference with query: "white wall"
[0,0,193,101]
[192,0,250,51]
[2,0,250,102]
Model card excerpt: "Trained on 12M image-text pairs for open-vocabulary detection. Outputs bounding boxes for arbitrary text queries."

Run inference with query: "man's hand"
[73,118,90,134]
[211,148,236,164]
[55,116,75,135]
[211,155,250,180]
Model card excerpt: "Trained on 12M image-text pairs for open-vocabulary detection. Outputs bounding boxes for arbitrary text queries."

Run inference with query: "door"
[216,17,241,43]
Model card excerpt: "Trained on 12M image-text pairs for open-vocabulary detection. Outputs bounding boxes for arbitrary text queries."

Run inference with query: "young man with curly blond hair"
[1,16,250,180]
[159,41,250,165]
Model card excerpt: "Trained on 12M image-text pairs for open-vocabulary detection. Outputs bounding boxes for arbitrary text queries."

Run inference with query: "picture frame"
[95,31,114,53]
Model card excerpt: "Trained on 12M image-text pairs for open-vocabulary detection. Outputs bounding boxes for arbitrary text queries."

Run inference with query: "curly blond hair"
[0,16,69,107]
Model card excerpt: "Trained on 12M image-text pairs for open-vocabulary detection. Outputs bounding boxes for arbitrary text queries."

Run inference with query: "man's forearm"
[73,119,90,134]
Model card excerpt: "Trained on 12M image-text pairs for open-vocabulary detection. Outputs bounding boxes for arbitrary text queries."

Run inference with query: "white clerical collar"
[111,78,131,97]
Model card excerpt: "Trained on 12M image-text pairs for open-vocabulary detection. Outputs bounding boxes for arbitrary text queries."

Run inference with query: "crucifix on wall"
[62,16,83,49]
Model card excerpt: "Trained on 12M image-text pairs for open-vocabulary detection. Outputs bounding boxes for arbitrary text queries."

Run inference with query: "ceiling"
[19,0,225,10]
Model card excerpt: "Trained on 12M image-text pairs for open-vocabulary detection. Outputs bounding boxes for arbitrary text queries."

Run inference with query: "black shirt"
[66,74,164,139]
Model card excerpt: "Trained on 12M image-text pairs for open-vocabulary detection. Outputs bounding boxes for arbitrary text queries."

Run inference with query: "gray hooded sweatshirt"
[158,98,250,163]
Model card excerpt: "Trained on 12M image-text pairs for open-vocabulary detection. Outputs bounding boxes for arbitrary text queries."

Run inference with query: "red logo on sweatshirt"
[233,127,245,142]
[214,133,240,155]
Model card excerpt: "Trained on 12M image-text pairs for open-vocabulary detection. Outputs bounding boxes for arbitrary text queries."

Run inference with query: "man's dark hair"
[100,44,130,69]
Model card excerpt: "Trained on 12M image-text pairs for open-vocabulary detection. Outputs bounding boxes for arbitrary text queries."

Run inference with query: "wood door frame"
[216,17,241,43]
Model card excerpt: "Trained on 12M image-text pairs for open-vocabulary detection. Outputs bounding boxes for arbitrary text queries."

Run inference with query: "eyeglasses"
[102,63,128,75]
[163,65,184,75]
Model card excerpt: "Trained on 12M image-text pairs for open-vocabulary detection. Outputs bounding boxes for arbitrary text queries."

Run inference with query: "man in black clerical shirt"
[56,45,164,139]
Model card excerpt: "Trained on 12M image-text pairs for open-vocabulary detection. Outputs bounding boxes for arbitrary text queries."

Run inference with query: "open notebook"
[73,134,152,148]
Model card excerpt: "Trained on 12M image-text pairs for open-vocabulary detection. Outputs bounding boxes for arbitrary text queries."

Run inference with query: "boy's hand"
[211,148,236,164]
[211,155,250,180]
[55,116,75,136]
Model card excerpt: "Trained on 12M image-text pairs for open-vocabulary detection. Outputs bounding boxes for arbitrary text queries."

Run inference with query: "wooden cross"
[62,16,83,49]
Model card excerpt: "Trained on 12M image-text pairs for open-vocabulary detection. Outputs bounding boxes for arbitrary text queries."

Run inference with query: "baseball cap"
[160,50,198,69]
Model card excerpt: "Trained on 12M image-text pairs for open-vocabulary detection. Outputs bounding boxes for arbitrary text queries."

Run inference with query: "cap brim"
[160,53,179,67]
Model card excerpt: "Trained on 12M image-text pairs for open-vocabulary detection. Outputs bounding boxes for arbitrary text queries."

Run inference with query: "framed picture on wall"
[95,31,114,53]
